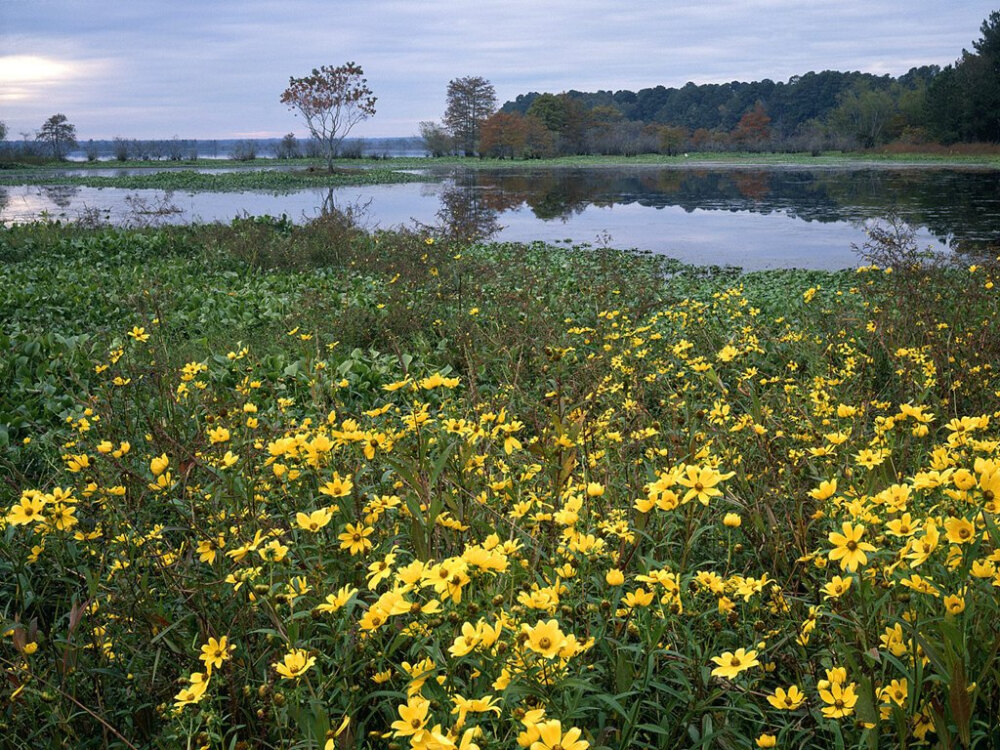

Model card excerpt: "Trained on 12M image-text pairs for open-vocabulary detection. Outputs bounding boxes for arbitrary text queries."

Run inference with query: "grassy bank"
[2,218,1000,748]
[0,167,428,192]
[401,151,1000,170]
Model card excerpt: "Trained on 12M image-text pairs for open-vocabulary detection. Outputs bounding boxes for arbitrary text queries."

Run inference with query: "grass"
[1,216,999,748]
[406,151,1000,170]
[0,167,429,192]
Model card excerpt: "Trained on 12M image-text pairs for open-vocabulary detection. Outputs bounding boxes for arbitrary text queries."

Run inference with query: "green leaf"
[949,659,972,748]
[428,439,457,489]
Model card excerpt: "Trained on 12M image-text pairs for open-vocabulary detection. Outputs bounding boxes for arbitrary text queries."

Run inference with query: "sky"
[1,0,996,141]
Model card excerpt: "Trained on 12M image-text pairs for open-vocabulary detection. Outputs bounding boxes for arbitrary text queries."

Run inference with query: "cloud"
[0,54,110,107]
[1,0,995,138]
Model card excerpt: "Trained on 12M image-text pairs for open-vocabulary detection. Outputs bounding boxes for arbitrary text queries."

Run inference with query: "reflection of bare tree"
[313,189,373,230]
[0,187,8,215]
[41,185,80,209]
[74,205,112,228]
[123,192,183,228]
[434,183,504,242]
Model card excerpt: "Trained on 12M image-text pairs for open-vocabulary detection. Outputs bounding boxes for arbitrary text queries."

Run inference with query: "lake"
[2,165,998,270]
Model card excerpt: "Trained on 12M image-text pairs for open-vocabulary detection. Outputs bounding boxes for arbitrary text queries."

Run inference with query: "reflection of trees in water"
[296,189,374,230]
[457,168,1000,254]
[0,187,7,214]
[122,191,183,228]
[433,172,523,241]
[42,185,80,209]
[951,237,1000,259]
[731,171,772,201]
[452,169,599,221]
[624,170,837,217]
[519,172,597,220]
[435,185,503,241]
[813,170,1000,256]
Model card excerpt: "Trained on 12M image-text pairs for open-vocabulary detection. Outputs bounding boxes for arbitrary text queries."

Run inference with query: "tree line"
[426,11,1000,157]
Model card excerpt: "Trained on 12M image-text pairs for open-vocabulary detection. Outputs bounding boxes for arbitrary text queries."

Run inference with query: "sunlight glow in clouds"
[0,55,72,83]
[0,55,92,103]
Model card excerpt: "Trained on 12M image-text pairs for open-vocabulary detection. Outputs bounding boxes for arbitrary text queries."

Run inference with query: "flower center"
[539,637,551,650]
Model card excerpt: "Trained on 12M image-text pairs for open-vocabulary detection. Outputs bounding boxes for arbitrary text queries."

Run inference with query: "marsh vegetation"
[2,211,1000,747]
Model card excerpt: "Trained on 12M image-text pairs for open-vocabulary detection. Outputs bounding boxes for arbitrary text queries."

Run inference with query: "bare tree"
[275,132,300,159]
[36,113,77,160]
[230,140,258,161]
[419,121,453,156]
[280,62,377,172]
[444,76,497,156]
[167,136,185,161]
[112,137,131,161]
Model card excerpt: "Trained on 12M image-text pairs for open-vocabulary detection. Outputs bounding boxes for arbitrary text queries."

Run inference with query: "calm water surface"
[2,166,998,270]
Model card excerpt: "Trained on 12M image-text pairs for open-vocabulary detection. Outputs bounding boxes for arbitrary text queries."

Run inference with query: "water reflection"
[435,182,504,241]
[41,185,80,210]
[313,189,378,232]
[122,192,183,228]
[2,167,998,267]
[439,167,1000,256]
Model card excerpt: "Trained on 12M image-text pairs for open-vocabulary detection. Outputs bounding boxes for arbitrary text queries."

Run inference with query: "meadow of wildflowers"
[2,217,999,748]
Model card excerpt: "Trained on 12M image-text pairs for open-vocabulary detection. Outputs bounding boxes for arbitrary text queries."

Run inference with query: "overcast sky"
[1,1,996,140]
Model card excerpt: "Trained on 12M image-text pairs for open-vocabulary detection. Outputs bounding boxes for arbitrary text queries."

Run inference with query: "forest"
[488,11,1000,156]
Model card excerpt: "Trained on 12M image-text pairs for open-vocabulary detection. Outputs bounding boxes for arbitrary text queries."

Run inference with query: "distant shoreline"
[5,150,1000,173]
[3,150,1000,189]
